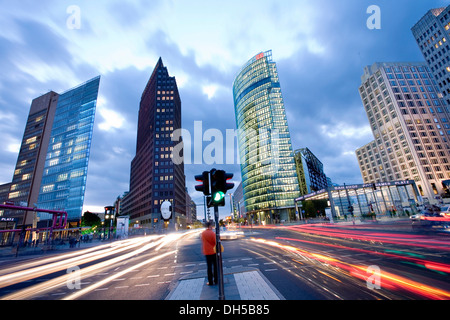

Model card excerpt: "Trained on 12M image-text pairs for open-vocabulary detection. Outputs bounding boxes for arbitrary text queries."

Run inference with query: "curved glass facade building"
[233,51,300,222]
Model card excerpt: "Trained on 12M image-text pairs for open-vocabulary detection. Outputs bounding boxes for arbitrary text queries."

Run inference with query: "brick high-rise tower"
[121,58,186,230]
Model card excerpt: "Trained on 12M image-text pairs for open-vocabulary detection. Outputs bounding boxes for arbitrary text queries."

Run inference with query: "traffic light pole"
[214,205,225,300]
[195,168,234,300]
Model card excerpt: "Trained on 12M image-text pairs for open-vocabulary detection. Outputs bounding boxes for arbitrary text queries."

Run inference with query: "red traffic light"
[195,171,210,196]
[224,172,234,191]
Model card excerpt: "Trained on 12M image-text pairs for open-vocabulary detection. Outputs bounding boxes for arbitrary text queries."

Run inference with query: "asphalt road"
[1,221,449,300]
[241,222,450,300]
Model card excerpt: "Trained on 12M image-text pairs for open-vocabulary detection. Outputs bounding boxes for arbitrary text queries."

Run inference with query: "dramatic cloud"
[0,0,446,218]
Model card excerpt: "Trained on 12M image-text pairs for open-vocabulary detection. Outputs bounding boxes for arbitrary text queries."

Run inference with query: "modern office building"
[185,188,197,225]
[356,62,450,204]
[294,148,328,196]
[233,50,300,223]
[232,181,245,221]
[412,5,450,105]
[37,77,100,222]
[121,58,186,230]
[3,76,100,226]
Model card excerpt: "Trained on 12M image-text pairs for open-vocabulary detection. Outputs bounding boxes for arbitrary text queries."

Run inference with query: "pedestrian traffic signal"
[195,171,210,196]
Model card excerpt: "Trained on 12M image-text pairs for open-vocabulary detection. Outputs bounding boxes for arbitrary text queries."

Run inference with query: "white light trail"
[0,235,179,300]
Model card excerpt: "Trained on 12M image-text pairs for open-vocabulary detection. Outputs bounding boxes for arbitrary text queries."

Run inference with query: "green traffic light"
[212,191,225,203]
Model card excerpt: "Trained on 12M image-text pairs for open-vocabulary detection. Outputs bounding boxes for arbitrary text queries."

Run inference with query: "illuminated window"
[8,192,19,199]
[57,173,68,182]
[53,143,62,150]
[42,184,55,193]
[26,136,37,144]
[70,170,84,179]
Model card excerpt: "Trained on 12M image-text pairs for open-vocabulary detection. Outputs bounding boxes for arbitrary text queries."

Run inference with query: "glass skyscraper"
[294,148,329,196]
[3,76,100,227]
[37,76,100,221]
[233,51,300,223]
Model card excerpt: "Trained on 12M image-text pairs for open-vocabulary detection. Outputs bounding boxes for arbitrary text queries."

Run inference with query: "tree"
[303,200,328,218]
[82,211,101,227]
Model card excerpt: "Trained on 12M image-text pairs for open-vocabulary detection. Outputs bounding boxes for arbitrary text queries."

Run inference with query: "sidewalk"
[0,239,104,260]
[166,267,284,301]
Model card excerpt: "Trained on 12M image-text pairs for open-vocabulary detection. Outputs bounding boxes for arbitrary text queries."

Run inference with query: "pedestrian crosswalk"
[166,268,284,300]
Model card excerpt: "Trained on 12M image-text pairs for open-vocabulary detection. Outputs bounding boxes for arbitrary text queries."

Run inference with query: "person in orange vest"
[202,221,217,285]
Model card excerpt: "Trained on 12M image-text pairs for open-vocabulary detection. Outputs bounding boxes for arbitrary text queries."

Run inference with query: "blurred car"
[411,204,450,232]
[220,230,244,240]
[440,205,450,214]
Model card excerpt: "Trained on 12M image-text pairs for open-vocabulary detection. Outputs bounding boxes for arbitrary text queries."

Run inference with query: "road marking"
[164,273,175,276]
[180,271,193,275]
[147,275,160,278]
[135,283,150,287]
[114,286,129,289]
[62,250,176,300]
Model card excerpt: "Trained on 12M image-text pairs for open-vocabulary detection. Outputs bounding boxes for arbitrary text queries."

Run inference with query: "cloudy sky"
[0,0,448,219]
